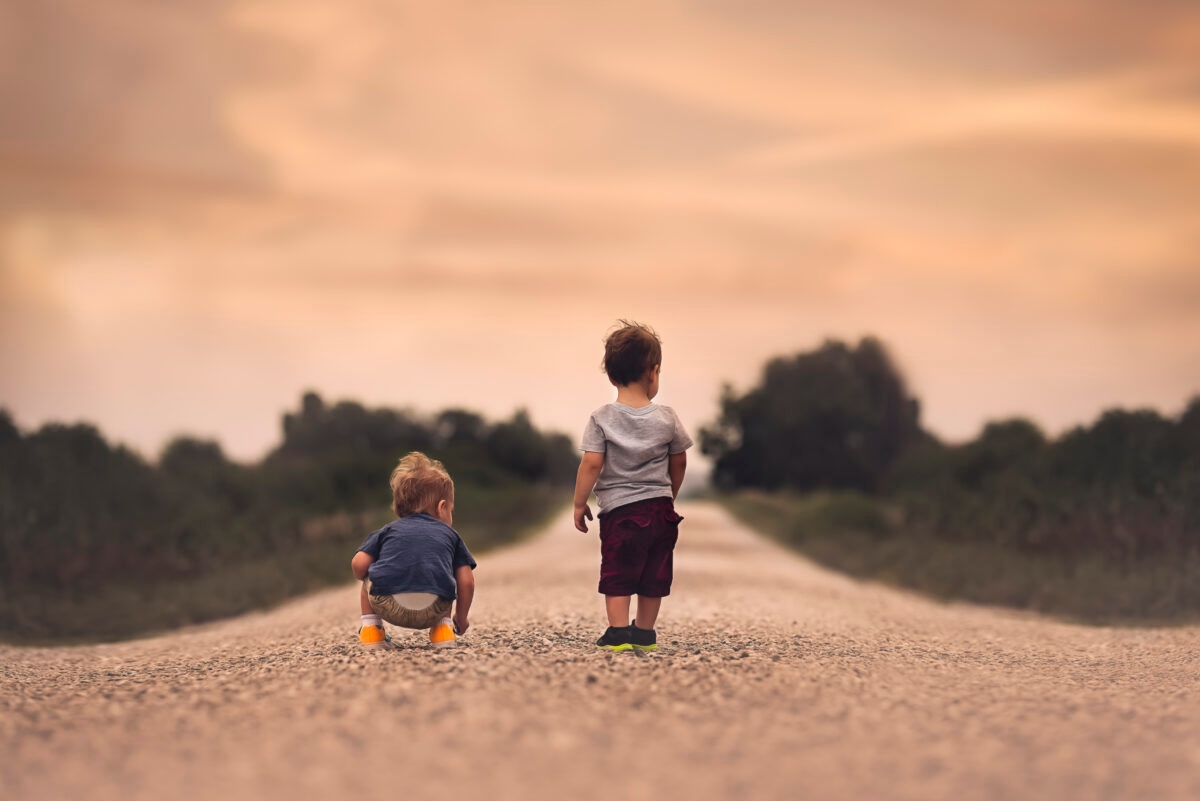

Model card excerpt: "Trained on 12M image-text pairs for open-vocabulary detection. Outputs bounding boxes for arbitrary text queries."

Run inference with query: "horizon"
[4,337,1197,466]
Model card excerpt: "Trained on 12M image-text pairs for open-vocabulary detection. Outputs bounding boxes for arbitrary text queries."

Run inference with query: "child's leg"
[605,595,631,628]
[632,499,680,631]
[357,581,388,646]
[634,595,661,630]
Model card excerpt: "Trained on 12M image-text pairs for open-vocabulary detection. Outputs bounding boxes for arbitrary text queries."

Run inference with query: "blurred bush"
[707,339,1200,621]
[0,395,575,642]
[700,338,925,492]
[890,404,1200,567]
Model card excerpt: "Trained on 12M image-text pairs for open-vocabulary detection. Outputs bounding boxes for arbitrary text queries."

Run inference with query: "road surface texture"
[4,502,1200,801]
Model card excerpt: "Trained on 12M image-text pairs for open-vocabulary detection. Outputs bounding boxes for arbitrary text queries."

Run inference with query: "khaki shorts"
[364,579,452,629]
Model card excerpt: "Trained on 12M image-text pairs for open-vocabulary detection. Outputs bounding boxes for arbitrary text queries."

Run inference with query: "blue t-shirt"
[357,513,477,600]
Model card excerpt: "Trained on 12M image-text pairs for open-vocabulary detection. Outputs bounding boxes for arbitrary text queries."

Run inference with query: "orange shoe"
[358,623,390,648]
[430,617,457,648]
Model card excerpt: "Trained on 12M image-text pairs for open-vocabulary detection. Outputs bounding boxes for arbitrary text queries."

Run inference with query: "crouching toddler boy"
[352,452,476,648]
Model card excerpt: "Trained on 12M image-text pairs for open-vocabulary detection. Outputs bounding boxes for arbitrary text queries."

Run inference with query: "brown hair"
[389,451,455,517]
[602,320,662,386]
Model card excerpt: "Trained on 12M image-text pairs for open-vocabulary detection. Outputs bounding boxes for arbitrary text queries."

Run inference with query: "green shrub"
[0,395,574,643]
[704,339,1200,620]
[718,488,1200,623]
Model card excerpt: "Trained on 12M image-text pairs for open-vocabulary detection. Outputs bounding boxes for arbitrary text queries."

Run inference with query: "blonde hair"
[389,452,455,517]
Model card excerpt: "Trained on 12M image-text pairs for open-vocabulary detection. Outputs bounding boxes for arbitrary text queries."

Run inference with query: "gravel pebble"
[3,503,1200,800]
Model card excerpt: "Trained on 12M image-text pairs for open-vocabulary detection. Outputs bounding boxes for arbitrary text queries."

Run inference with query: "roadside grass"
[717,490,1200,625]
[0,484,566,645]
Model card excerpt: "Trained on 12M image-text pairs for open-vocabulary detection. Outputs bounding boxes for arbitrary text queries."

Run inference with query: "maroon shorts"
[598,497,683,597]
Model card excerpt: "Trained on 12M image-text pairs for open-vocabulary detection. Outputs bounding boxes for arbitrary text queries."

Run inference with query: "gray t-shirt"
[581,402,693,513]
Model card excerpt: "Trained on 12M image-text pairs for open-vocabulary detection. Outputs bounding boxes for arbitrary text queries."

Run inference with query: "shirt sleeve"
[357,526,386,559]
[581,413,606,453]
[668,408,694,454]
[452,535,477,570]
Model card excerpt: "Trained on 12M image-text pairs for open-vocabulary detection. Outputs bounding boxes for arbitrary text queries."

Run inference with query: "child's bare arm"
[669,451,687,499]
[574,452,604,532]
[351,551,374,580]
[453,565,474,634]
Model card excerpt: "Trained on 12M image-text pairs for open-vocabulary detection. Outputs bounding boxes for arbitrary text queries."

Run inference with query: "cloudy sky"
[2,0,1199,461]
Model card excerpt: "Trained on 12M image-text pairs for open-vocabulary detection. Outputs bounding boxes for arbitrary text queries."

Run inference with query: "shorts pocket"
[618,513,655,530]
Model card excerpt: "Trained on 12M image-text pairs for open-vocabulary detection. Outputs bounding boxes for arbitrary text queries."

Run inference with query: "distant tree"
[953,419,1046,489]
[5,422,170,585]
[1179,397,1200,467]
[700,338,923,492]
[1053,409,1179,494]
[0,410,27,581]
[436,409,488,446]
[0,409,17,445]
[486,409,550,481]
[301,390,325,419]
[159,436,252,521]
[544,432,581,484]
[160,437,228,476]
[274,394,432,462]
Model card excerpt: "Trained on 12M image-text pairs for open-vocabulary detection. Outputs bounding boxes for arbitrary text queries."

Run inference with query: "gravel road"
[4,502,1200,801]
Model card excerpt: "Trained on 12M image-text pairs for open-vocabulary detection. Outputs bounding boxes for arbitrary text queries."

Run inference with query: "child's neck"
[615,383,652,408]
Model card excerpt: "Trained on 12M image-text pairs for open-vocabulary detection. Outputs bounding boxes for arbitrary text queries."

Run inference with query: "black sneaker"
[595,625,633,651]
[629,624,657,652]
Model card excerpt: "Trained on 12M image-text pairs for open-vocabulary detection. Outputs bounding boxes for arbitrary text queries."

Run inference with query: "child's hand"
[574,503,593,533]
[453,614,469,635]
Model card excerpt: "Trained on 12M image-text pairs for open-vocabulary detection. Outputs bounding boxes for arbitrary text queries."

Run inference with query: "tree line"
[0,393,576,641]
[702,338,1200,578]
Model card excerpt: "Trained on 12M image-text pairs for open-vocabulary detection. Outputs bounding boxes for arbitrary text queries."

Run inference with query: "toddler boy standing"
[573,321,692,651]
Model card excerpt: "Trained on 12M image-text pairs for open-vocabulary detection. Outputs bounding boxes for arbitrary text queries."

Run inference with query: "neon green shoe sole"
[595,625,633,651]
